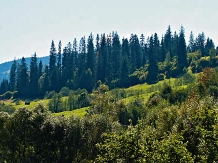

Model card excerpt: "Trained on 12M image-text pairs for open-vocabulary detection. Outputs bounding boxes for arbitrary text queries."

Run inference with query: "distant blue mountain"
[0,56,49,82]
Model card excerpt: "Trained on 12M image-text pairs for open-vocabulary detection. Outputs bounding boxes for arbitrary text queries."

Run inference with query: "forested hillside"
[0,25,217,98]
[1,67,218,162]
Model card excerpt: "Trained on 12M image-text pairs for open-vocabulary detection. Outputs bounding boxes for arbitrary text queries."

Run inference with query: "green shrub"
[0,104,16,114]
[198,58,210,69]
[182,72,196,84]
[208,86,218,97]
[59,87,70,96]
[44,91,56,99]
[169,89,188,104]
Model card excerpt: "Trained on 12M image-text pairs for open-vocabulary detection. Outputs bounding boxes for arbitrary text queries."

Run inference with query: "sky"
[0,0,218,63]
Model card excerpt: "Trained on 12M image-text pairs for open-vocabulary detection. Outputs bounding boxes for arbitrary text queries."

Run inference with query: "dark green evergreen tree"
[140,34,147,65]
[87,33,95,73]
[196,32,206,56]
[38,60,43,79]
[78,37,86,80]
[17,57,29,97]
[187,31,196,53]
[97,34,107,83]
[146,35,159,83]
[112,32,122,79]
[172,31,178,58]
[106,34,113,84]
[49,40,57,91]
[205,37,215,56]
[164,25,172,57]
[177,26,187,71]
[9,60,17,91]
[29,53,39,96]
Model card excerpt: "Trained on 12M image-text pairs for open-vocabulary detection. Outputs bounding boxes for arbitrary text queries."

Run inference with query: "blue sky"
[0,0,218,63]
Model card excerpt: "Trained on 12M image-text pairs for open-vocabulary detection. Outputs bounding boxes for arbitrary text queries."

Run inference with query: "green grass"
[54,107,88,118]
[1,99,50,109]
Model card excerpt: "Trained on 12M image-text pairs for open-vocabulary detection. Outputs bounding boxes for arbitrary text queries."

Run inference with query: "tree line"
[0,25,217,97]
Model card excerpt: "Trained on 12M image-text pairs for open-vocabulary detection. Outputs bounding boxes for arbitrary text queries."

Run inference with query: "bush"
[208,86,218,98]
[182,72,196,84]
[59,87,70,96]
[169,89,188,104]
[147,93,161,107]
[198,58,210,69]
[44,91,56,99]
[0,104,16,114]
[161,85,172,100]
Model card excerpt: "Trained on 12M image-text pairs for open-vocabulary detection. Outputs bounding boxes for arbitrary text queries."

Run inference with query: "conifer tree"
[187,31,195,52]
[196,32,206,56]
[205,37,215,56]
[177,26,187,71]
[140,34,147,65]
[172,31,178,58]
[38,60,43,79]
[112,32,122,79]
[97,34,107,83]
[164,25,172,56]
[87,33,95,73]
[78,37,86,79]
[49,40,57,91]
[9,60,17,91]
[17,57,29,97]
[29,53,39,96]
[146,35,158,83]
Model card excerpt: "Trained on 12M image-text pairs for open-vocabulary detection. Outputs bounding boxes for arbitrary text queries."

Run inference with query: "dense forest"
[0,25,217,97]
[1,25,218,162]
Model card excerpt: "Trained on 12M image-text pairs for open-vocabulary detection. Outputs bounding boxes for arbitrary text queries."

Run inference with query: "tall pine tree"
[29,53,39,96]
[9,59,17,91]
[177,26,187,71]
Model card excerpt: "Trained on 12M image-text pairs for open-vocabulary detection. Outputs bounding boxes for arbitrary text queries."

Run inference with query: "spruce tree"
[78,37,86,80]
[164,25,172,56]
[29,53,39,96]
[205,37,215,56]
[146,35,158,84]
[196,32,206,56]
[87,33,95,73]
[17,57,29,97]
[49,40,57,91]
[172,31,178,58]
[140,34,147,65]
[187,31,195,53]
[38,60,43,79]
[177,26,187,71]
[9,60,17,91]
[112,32,122,79]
